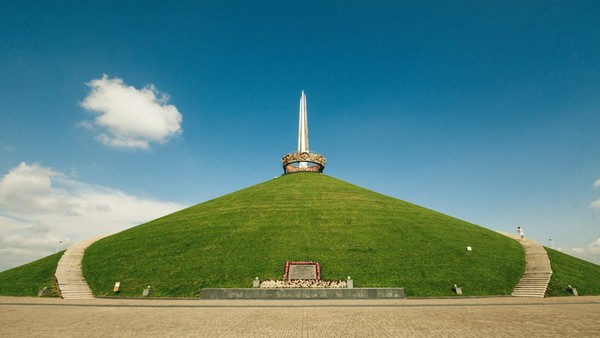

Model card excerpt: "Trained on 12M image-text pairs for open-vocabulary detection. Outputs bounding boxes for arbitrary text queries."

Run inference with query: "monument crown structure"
[282,91,326,174]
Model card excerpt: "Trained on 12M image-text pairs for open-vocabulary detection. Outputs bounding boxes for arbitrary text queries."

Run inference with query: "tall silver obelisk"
[281,91,326,174]
[298,90,309,169]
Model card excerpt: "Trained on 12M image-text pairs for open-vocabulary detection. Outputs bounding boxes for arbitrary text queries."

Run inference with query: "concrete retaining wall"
[200,288,404,299]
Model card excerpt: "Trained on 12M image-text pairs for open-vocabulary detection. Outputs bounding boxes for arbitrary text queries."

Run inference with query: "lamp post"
[55,240,62,253]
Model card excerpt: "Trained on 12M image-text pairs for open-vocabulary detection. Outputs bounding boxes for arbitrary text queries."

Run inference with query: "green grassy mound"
[83,173,525,297]
[546,248,600,296]
[4,173,600,298]
[0,251,63,297]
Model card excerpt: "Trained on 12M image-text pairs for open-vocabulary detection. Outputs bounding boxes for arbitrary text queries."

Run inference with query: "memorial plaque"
[284,261,321,280]
[288,264,317,280]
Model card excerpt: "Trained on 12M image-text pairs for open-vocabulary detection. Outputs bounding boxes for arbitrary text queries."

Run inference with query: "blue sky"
[1,1,600,271]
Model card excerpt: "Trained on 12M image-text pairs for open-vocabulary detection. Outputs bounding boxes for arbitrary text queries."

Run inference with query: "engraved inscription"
[288,264,317,280]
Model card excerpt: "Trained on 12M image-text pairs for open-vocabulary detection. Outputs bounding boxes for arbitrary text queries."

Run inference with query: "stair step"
[55,234,111,299]
[497,232,553,298]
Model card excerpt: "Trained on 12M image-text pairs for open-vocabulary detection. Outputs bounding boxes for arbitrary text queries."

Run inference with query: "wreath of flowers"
[259,279,347,288]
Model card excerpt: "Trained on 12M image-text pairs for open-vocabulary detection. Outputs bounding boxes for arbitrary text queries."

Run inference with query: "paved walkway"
[1,296,599,337]
[498,232,553,297]
[55,235,111,299]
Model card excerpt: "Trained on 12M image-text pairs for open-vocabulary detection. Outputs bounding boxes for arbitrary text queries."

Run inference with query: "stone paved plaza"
[2,296,600,337]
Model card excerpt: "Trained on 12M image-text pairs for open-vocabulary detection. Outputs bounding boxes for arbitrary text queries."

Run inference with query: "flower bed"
[260,279,347,288]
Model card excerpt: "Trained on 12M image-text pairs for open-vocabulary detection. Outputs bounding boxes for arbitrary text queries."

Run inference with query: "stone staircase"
[55,235,110,299]
[499,232,553,298]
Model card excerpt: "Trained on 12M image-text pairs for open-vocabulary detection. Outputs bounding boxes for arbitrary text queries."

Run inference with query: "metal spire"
[298,90,309,168]
[281,90,326,174]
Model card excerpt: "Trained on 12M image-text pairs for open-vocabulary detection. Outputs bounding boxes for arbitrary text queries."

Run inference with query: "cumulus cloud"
[569,238,600,264]
[595,179,600,188]
[0,163,73,214]
[80,75,183,150]
[0,162,185,271]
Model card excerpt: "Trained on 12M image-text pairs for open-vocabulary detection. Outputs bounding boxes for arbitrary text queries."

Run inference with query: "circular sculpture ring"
[282,152,326,174]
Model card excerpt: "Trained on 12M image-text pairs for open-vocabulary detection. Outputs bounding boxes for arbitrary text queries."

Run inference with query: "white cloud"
[80,75,183,150]
[569,238,600,264]
[0,162,185,272]
[595,179,600,188]
[3,233,63,248]
[0,162,73,214]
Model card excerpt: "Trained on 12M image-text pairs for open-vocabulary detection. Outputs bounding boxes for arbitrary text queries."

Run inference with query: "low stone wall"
[200,288,404,299]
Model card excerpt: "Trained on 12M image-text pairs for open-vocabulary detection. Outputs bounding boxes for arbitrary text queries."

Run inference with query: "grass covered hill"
[546,248,600,296]
[82,173,526,297]
[3,173,600,298]
[0,251,63,297]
